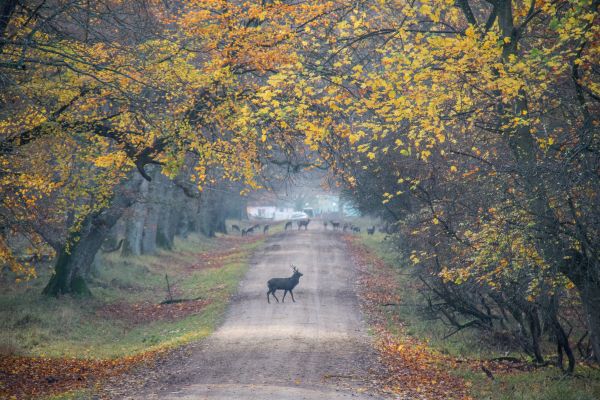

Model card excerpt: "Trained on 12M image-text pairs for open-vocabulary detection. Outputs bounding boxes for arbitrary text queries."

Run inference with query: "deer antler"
[291,264,297,272]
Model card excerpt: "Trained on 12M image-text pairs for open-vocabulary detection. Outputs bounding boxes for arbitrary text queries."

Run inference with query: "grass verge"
[0,233,264,398]
[349,233,600,400]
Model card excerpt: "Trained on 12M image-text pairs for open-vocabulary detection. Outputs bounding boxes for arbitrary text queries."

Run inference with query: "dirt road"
[121,226,384,399]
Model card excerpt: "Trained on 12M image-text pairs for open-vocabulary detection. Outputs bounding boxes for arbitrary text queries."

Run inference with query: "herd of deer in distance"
[232,219,378,302]
[230,220,377,236]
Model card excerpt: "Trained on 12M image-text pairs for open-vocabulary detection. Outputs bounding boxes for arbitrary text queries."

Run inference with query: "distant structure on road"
[246,192,360,220]
[247,205,295,221]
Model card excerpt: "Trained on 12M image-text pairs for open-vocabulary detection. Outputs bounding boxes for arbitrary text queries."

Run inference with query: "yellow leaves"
[465,25,476,38]
[256,89,275,102]
[410,252,420,265]
[348,131,365,145]
[93,152,127,168]
[537,136,555,150]
[565,280,575,290]
[382,191,393,204]
[357,143,370,153]
[450,165,457,173]
[0,237,37,281]
[302,121,330,150]
[337,19,350,32]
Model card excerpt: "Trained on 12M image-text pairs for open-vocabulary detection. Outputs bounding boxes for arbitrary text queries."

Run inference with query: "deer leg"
[270,290,279,303]
[267,290,271,303]
[290,290,296,302]
[282,290,288,302]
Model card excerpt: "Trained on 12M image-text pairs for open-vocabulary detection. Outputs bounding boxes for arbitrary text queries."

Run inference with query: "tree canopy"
[1,0,599,362]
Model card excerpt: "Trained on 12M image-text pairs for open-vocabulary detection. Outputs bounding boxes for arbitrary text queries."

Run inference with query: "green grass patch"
[466,365,600,400]
[0,234,263,359]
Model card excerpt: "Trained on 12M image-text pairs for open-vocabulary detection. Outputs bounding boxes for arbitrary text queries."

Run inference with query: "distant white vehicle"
[290,212,309,221]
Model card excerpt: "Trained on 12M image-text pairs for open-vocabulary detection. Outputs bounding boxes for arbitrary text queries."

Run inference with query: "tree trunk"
[550,295,576,373]
[141,168,159,254]
[156,174,177,249]
[43,173,143,296]
[526,308,544,364]
[197,199,216,237]
[562,253,600,363]
[0,0,17,54]
[121,178,148,256]
[495,0,600,363]
[195,188,229,237]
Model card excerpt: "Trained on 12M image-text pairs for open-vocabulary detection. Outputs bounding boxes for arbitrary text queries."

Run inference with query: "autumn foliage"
[0,0,599,394]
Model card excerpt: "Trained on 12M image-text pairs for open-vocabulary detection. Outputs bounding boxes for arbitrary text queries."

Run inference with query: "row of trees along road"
[0,0,598,367]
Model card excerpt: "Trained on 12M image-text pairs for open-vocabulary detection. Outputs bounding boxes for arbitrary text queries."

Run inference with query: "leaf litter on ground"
[344,235,533,400]
[0,235,263,399]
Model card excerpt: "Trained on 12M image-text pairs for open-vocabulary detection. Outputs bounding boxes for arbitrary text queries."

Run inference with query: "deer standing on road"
[297,219,310,230]
[284,221,292,230]
[330,221,340,230]
[263,225,270,234]
[267,265,303,303]
[367,226,375,235]
[231,224,240,232]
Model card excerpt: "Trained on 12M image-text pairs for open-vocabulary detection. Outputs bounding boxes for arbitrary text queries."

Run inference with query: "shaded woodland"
[0,0,599,393]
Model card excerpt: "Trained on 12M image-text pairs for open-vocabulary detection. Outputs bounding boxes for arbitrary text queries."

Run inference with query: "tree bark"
[43,173,143,296]
[141,168,159,254]
[495,0,600,363]
[0,0,17,54]
[562,252,600,363]
[121,178,148,256]
[156,174,177,249]
[550,295,576,373]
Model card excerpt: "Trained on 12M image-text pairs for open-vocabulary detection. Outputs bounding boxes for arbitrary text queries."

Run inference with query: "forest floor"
[0,232,265,399]
[94,226,386,399]
[347,233,600,400]
[2,224,599,399]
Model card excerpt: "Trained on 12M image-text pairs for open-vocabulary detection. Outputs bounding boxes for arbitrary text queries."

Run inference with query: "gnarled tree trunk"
[43,173,143,296]
[121,178,149,257]
[495,0,600,363]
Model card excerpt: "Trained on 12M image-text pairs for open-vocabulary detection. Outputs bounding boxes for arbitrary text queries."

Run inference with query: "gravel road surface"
[114,226,384,399]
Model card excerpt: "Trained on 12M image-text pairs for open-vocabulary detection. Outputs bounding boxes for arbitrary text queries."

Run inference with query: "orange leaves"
[376,333,471,399]
[177,0,329,73]
[0,237,36,281]
[0,351,162,399]
[345,236,471,399]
